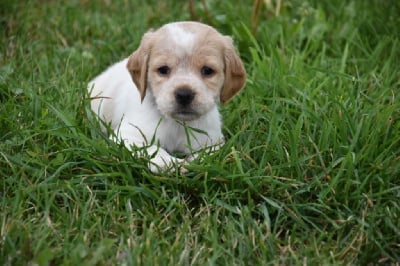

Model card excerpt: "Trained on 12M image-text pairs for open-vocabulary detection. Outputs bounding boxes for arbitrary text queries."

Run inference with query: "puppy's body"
[88,22,245,173]
[89,58,223,170]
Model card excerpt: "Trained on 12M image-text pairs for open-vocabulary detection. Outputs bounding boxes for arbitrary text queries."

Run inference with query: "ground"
[1,0,399,264]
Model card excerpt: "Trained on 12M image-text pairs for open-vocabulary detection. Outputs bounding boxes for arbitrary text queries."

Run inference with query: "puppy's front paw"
[148,153,185,174]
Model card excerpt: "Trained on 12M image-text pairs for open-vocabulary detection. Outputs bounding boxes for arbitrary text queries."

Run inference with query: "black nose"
[175,88,195,106]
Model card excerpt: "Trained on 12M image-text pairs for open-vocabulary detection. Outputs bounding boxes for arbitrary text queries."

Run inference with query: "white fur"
[88,22,246,174]
[166,24,195,54]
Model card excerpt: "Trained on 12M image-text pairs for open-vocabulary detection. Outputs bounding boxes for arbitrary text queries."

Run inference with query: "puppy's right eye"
[157,66,171,76]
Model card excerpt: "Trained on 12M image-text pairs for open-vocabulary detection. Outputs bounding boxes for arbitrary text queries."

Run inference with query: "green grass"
[1,0,399,264]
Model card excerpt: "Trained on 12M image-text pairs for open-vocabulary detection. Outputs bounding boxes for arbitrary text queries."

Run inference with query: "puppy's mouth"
[171,109,200,121]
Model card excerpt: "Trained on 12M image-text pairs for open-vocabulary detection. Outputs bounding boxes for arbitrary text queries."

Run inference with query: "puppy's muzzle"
[175,88,195,106]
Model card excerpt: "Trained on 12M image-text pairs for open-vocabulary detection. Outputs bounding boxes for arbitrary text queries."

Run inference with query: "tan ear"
[220,37,246,104]
[127,32,153,102]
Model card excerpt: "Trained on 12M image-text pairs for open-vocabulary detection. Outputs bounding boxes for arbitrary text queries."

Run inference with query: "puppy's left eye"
[201,66,215,77]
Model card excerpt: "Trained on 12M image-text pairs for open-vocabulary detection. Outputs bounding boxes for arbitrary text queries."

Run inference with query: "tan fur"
[127,32,153,102]
[221,37,247,104]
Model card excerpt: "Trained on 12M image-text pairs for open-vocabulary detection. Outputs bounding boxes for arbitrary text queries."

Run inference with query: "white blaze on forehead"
[165,23,196,53]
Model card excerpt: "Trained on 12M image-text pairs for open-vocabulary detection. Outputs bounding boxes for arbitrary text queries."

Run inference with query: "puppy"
[88,21,246,173]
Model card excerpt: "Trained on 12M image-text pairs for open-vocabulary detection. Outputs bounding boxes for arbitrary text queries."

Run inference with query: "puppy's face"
[127,22,246,121]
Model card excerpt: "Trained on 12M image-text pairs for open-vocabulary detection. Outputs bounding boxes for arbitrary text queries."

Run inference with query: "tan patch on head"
[126,32,154,102]
[220,36,246,104]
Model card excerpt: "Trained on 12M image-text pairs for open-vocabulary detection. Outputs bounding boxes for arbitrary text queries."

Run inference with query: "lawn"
[1,0,399,264]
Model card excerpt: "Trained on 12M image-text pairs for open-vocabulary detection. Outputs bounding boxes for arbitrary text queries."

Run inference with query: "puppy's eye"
[201,66,215,77]
[157,66,171,76]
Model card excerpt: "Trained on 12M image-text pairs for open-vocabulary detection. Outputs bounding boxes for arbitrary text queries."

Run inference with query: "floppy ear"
[127,32,153,102]
[220,37,246,104]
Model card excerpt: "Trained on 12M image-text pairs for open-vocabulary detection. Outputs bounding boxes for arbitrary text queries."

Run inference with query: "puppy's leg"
[186,138,225,162]
[115,123,184,174]
[146,146,185,174]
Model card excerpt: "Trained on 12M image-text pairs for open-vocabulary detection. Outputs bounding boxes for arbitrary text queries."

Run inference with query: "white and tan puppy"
[88,21,246,173]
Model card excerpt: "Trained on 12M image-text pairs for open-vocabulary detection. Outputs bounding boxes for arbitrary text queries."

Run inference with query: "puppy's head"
[127,21,246,121]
